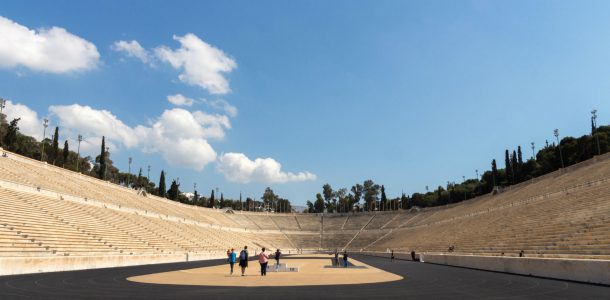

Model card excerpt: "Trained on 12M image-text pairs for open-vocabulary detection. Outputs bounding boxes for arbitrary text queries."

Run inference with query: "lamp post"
[40,119,49,161]
[592,109,601,156]
[531,142,535,159]
[127,157,132,187]
[147,165,151,180]
[554,129,564,168]
[0,98,6,114]
[76,135,83,172]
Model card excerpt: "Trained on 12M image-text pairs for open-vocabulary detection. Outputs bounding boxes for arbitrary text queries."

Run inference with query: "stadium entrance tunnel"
[127,254,403,287]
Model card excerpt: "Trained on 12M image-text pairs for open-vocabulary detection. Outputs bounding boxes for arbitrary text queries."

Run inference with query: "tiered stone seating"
[1,149,609,260]
[342,214,374,230]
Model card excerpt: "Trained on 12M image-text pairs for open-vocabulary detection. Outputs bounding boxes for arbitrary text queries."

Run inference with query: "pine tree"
[491,159,498,187]
[62,140,69,167]
[314,193,325,213]
[98,136,106,179]
[51,127,59,165]
[380,185,387,211]
[504,149,512,184]
[208,190,215,208]
[158,170,166,197]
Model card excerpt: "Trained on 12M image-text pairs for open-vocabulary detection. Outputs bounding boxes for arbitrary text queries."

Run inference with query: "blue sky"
[1,1,610,205]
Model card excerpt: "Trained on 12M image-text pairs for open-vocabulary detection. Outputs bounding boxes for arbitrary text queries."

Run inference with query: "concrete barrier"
[0,253,225,276]
[423,254,610,285]
[358,252,609,285]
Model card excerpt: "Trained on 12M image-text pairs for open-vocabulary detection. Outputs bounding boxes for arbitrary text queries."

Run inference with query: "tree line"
[0,112,294,212]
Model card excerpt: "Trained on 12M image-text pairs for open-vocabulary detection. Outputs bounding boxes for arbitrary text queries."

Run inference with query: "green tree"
[51,127,59,165]
[380,185,387,211]
[504,149,512,185]
[192,189,199,205]
[511,150,518,183]
[314,193,325,213]
[208,190,215,208]
[2,118,20,149]
[62,140,69,167]
[306,200,314,213]
[158,170,166,197]
[261,187,278,211]
[322,183,334,212]
[350,184,363,208]
[363,180,380,211]
[168,180,179,200]
[98,136,106,179]
[220,193,225,208]
[491,159,498,187]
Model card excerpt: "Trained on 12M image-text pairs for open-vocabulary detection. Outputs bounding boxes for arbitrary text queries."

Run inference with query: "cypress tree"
[158,170,166,197]
[380,185,387,211]
[220,193,225,208]
[511,150,518,183]
[208,190,215,208]
[62,140,69,167]
[491,159,498,187]
[98,136,106,179]
[51,127,59,165]
[504,149,512,184]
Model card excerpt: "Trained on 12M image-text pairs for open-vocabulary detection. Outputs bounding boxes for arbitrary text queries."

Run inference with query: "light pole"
[127,157,132,187]
[40,119,49,161]
[76,134,83,172]
[554,129,564,168]
[531,142,535,159]
[592,109,601,156]
[147,165,151,180]
[0,98,6,114]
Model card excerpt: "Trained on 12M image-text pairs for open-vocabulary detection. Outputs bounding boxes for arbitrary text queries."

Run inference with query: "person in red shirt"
[258,247,269,276]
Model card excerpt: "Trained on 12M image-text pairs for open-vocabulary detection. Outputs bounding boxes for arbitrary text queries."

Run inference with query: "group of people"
[333,249,349,267]
[226,246,282,276]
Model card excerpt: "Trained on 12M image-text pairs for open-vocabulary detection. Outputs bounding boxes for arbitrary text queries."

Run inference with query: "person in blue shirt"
[228,248,237,275]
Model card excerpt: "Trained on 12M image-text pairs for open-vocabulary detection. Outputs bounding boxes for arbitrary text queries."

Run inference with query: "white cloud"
[3,100,45,140]
[48,105,228,171]
[202,99,237,117]
[217,153,317,184]
[155,34,236,94]
[49,104,138,148]
[167,94,194,106]
[0,16,99,73]
[112,40,151,65]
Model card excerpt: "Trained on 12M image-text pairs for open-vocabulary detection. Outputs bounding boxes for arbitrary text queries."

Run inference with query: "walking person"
[239,246,248,276]
[274,249,282,271]
[259,247,270,276]
[228,248,236,275]
[391,250,395,262]
[342,251,349,268]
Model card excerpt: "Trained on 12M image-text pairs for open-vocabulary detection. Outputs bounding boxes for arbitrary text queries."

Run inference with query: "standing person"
[226,249,231,262]
[228,248,236,275]
[259,247,269,276]
[342,251,349,268]
[274,249,282,271]
[334,249,339,267]
[391,250,395,262]
[239,246,249,276]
